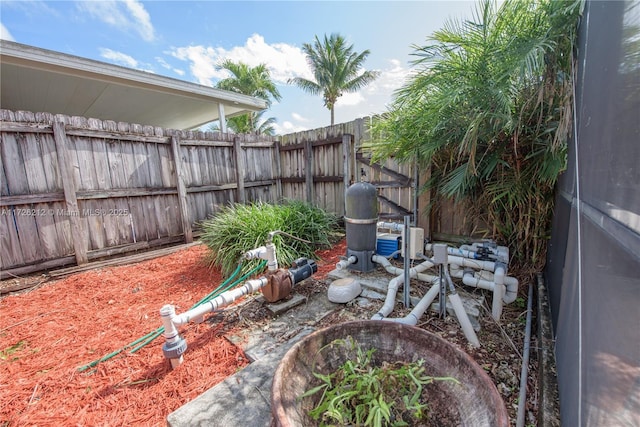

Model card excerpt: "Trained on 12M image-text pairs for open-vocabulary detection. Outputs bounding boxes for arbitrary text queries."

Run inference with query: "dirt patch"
[1,239,538,426]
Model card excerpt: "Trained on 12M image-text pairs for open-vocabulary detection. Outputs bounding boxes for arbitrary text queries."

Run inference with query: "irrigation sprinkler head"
[159,305,187,369]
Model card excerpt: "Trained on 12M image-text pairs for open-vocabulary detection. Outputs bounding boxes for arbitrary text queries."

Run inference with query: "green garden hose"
[77,259,267,372]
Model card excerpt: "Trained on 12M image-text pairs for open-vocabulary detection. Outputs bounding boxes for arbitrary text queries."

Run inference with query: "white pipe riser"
[492,266,506,321]
[160,305,180,343]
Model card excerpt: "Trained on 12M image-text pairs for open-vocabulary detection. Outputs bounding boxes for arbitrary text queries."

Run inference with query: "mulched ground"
[1,239,538,426]
[1,246,247,426]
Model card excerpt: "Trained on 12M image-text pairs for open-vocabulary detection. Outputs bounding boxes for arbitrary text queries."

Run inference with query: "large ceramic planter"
[272,320,508,426]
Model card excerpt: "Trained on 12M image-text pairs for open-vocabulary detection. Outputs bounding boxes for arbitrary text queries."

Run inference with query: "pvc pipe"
[382,283,440,325]
[460,270,519,304]
[426,243,479,260]
[373,255,438,283]
[377,221,404,232]
[370,256,436,320]
[516,281,534,427]
[403,215,411,308]
[503,276,519,304]
[448,255,496,272]
[375,252,480,346]
[243,244,278,271]
[160,305,184,369]
[448,247,478,259]
[170,278,268,325]
[335,255,357,270]
[461,271,503,320]
[423,247,496,272]
[449,292,480,348]
[492,265,506,321]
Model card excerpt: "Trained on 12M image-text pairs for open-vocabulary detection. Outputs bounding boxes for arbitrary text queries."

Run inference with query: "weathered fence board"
[1,110,473,277]
[0,111,282,276]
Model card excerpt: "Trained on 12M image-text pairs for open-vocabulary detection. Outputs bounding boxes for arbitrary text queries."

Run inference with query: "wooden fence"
[0,110,281,277]
[279,118,420,224]
[0,110,472,277]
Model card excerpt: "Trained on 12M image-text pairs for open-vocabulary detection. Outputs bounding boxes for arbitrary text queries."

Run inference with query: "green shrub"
[200,200,340,277]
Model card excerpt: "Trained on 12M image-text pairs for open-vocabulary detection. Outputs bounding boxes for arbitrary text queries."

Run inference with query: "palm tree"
[215,60,281,134]
[210,110,277,135]
[368,0,581,268]
[290,33,380,125]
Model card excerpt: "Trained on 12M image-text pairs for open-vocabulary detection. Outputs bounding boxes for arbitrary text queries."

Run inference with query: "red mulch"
[0,241,346,426]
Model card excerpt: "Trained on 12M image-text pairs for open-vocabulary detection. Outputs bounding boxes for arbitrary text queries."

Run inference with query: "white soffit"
[0,40,267,130]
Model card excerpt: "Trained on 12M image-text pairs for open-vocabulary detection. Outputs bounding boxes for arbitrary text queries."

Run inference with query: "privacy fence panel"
[0,110,277,277]
[279,120,368,217]
[280,118,422,226]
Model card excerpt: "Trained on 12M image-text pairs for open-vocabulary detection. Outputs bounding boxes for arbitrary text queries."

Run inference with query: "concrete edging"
[537,273,561,426]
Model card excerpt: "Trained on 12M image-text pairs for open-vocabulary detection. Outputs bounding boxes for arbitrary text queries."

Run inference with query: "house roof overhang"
[0,40,267,130]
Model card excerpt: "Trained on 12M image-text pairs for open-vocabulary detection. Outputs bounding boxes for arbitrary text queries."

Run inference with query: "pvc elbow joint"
[335,256,357,270]
[244,246,267,260]
[371,312,385,321]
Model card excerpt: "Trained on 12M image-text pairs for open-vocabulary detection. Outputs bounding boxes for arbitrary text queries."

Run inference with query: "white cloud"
[273,120,310,135]
[367,59,412,93]
[76,0,155,42]
[100,48,138,68]
[100,48,154,73]
[169,36,412,131]
[167,45,221,86]
[156,56,185,76]
[123,0,154,41]
[336,92,365,107]
[291,112,309,122]
[169,33,311,87]
[0,23,14,41]
[2,1,60,18]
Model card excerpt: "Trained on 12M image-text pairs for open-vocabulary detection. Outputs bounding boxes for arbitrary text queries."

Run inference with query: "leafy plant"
[367,0,582,270]
[301,336,459,427]
[214,60,281,135]
[200,200,339,277]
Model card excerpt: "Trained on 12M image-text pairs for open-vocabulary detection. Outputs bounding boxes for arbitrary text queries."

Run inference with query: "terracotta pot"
[272,320,508,426]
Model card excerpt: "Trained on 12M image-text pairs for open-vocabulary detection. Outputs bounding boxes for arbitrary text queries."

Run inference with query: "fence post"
[304,140,313,204]
[273,140,283,201]
[417,165,431,238]
[234,137,246,204]
[52,121,88,265]
[342,134,352,216]
[170,135,193,243]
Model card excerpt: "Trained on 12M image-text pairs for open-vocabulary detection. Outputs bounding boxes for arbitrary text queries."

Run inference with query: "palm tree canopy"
[367,0,581,268]
[290,33,379,124]
[215,60,281,134]
[216,60,281,106]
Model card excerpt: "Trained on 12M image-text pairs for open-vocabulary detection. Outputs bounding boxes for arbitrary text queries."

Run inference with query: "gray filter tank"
[344,182,378,272]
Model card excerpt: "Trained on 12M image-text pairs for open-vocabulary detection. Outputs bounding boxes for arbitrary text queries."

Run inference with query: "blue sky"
[1,1,475,134]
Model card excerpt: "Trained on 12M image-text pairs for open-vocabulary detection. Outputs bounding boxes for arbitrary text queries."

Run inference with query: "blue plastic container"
[376,234,400,258]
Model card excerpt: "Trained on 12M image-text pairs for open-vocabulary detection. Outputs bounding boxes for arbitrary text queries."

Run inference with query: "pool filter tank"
[344,182,378,272]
